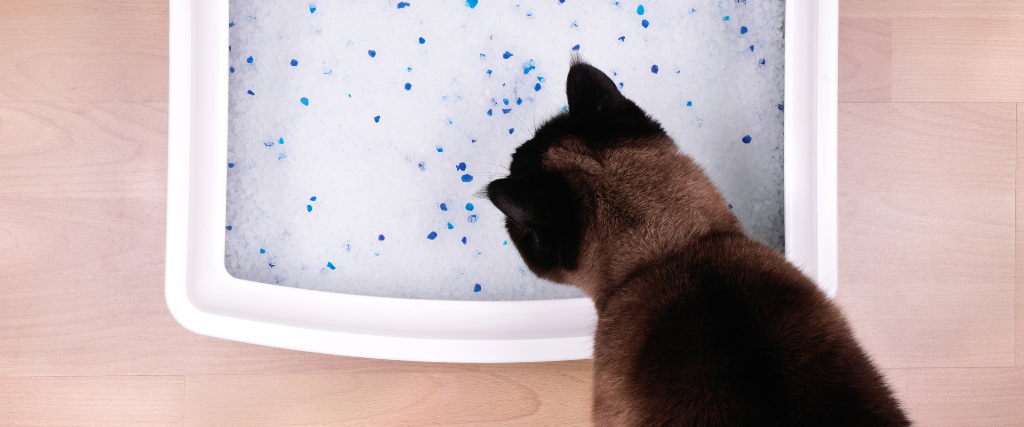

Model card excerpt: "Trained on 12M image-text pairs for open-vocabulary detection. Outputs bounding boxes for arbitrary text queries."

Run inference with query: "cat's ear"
[486,173,581,271]
[566,61,625,121]
[565,61,663,137]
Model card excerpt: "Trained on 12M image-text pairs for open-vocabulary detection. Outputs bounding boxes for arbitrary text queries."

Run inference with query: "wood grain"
[891,19,1024,102]
[1017,103,1023,368]
[841,1,1024,19]
[838,103,1015,368]
[885,367,1024,426]
[839,18,891,103]
[0,0,168,102]
[0,376,185,427]
[0,102,168,199]
[184,372,593,427]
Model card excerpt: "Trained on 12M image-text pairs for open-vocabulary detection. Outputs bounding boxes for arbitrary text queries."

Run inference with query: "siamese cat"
[486,60,909,427]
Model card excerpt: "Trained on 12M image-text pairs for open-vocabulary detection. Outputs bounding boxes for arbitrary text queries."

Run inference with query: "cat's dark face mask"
[486,60,664,282]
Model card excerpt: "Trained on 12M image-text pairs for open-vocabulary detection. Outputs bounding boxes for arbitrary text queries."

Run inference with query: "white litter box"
[165,0,837,362]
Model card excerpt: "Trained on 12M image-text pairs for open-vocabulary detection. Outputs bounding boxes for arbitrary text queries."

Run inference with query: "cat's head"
[486,60,737,292]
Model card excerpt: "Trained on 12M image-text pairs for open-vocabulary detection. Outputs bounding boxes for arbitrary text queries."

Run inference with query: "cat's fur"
[486,60,910,427]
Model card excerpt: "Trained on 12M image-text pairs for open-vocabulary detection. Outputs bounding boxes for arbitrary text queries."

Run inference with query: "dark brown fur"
[486,60,909,427]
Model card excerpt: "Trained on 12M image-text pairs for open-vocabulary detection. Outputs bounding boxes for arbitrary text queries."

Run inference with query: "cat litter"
[225,0,784,301]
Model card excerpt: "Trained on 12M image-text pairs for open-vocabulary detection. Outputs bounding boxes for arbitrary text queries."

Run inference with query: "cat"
[485,60,910,427]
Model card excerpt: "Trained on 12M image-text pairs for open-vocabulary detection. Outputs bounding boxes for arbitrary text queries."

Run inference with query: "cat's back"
[594,232,909,427]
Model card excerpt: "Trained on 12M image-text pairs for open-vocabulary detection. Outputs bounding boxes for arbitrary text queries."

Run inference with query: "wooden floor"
[2,0,1022,425]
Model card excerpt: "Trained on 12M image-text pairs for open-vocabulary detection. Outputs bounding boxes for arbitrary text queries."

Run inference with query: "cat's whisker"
[476,145,509,170]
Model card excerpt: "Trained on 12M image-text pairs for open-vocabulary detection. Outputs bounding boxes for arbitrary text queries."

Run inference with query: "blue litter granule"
[461,174,474,182]
[368,50,376,58]
[651,64,659,74]
[418,37,425,44]
[503,99,509,105]
[728,203,733,209]
[247,90,255,95]
[502,108,511,114]
[642,19,649,28]
[427,231,438,240]
[264,141,274,147]
[723,16,730,20]
[750,45,755,52]
[310,196,316,201]
[523,59,535,74]
[740,26,748,34]
[374,115,380,123]
[759,58,765,65]
[247,56,253,63]
[228,162,235,168]
[407,67,412,71]
[537,76,545,82]
[300,97,309,105]
[618,36,625,41]
[398,2,410,8]
[229,22,234,27]
[503,51,513,59]
[327,262,335,270]
[742,135,752,144]
[508,128,515,134]
[418,161,425,171]
[436,145,443,152]
[405,82,412,90]
[278,152,286,160]
[473,284,481,292]
[226,226,232,230]
[619,82,624,88]
[562,105,568,112]
[686,101,692,106]
[486,69,492,75]
[230,67,235,73]
[268,262,275,268]
[457,162,466,171]
[290,59,298,66]
[487,109,493,116]
[480,53,486,58]
[309,4,315,13]
[466,203,474,211]
[440,203,448,211]
[307,204,313,212]
[447,223,454,229]
[534,83,541,91]
[516,98,522,105]
[379,234,385,241]
[468,215,478,223]
[466,0,478,7]
[462,237,467,244]
[778,104,784,110]
[503,240,508,245]
[637,5,644,15]
[260,248,266,254]
[278,138,284,144]
[689,8,696,13]
[572,44,580,51]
